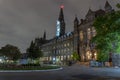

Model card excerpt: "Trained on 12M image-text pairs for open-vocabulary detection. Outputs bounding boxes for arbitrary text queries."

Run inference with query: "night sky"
[0,0,119,53]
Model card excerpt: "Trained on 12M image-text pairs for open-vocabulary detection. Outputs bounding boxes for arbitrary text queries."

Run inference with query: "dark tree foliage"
[0,44,21,61]
[117,3,120,8]
[91,4,120,61]
[72,52,80,61]
[27,41,43,60]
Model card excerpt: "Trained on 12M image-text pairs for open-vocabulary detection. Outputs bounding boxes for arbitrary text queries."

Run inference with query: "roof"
[105,1,112,8]
[94,9,105,18]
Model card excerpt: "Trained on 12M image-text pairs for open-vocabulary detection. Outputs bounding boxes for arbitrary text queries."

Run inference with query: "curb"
[0,67,63,72]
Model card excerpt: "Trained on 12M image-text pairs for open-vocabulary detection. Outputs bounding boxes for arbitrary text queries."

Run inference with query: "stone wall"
[112,53,120,67]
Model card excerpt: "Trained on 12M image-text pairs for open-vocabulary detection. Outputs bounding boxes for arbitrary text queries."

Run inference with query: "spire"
[104,1,112,13]
[43,30,46,40]
[88,8,93,14]
[58,5,64,22]
[74,15,79,31]
[74,15,79,23]
[56,4,65,37]
[105,1,112,8]
[85,8,94,18]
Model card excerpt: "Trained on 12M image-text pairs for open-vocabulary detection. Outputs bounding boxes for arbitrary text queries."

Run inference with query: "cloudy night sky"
[0,0,119,53]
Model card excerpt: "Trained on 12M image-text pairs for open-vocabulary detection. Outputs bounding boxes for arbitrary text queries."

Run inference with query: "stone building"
[32,1,114,63]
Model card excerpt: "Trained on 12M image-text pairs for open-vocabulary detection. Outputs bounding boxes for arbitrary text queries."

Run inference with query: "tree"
[27,41,43,60]
[92,4,120,62]
[72,52,80,61]
[117,3,120,8]
[0,44,21,61]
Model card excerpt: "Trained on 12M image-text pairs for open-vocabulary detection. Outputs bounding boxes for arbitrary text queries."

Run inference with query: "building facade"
[33,1,114,63]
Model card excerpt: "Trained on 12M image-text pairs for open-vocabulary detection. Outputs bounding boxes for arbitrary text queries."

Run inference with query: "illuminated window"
[86,51,91,60]
[64,55,66,60]
[46,57,48,61]
[64,43,66,47]
[87,28,91,39]
[61,56,63,60]
[49,56,52,61]
[56,20,60,36]
[92,27,96,37]
[80,31,83,41]
[67,43,70,46]
[94,52,97,60]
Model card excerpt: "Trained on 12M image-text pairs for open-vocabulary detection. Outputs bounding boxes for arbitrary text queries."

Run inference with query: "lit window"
[86,51,91,60]
[61,56,63,60]
[92,27,96,37]
[80,31,83,41]
[64,44,66,47]
[87,28,91,39]
[49,56,52,61]
[68,55,70,60]
[67,43,70,46]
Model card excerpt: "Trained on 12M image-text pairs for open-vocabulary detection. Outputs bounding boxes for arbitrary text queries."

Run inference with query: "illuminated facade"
[33,1,114,63]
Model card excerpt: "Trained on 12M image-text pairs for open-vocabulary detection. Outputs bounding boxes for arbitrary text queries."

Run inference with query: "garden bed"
[0,64,60,70]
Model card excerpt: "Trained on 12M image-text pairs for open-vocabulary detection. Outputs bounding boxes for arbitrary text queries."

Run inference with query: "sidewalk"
[74,62,120,78]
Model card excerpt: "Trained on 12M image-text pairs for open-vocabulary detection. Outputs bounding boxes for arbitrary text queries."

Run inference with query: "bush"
[22,63,41,66]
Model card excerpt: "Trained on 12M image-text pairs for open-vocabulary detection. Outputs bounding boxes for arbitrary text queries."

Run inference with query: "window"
[87,28,91,39]
[64,49,66,52]
[49,56,52,61]
[67,55,70,60]
[92,27,96,37]
[86,51,91,60]
[64,43,66,47]
[61,56,63,60]
[67,48,69,52]
[80,31,83,41]
[67,43,70,46]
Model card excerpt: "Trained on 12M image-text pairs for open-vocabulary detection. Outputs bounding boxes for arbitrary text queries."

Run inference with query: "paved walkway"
[61,63,120,80]
[0,63,120,80]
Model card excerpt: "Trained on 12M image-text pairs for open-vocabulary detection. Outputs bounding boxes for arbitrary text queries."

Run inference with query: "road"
[0,64,120,80]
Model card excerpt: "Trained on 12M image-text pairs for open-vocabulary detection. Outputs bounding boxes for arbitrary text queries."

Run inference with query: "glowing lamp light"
[60,5,64,9]
[53,57,56,61]
[0,59,2,63]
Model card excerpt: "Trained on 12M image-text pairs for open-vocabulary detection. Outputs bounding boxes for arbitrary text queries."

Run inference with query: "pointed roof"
[43,30,46,39]
[105,1,112,8]
[87,8,94,14]
[88,8,93,13]
[58,5,64,21]
[95,9,105,14]
[86,8,94,17]
[95,9,105,17]
[74,15,79,23]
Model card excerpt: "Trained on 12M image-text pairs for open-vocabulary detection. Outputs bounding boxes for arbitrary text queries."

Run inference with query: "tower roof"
[105,1,112,8]
[87,8,94,14]
[85,8,94,18]
[58,5,64,21]
[43,30,46,40]
[74,15,79,22]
